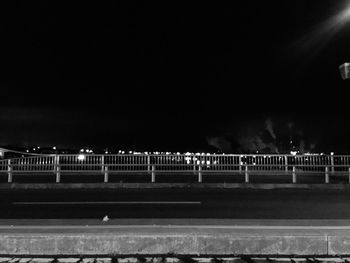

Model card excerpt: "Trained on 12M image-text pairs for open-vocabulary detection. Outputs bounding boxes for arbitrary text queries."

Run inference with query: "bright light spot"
[292,3,350,63]
[78,154,86,161]
[339,3,350,21]
[331,152,334,155]
[26,150,29,153]
[185,156,191,164]
[290,151,298,156]
[53,146,56,150]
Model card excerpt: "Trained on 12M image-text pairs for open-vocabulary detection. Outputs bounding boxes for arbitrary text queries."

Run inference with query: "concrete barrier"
[2,183,350,190]
[0,234,330,256]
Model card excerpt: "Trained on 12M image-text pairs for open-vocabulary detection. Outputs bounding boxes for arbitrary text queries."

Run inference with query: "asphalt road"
[2,188,350,219]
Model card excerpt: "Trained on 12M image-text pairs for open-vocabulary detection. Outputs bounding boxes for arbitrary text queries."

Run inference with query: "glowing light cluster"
[78,154,86,161]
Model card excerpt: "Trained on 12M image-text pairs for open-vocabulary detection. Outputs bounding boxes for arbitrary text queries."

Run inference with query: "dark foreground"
[1,186,350,219]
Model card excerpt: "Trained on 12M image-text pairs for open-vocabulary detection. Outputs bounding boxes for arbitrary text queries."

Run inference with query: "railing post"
[104,166,109,183]
[325,167,329,184]
[331,154,335,173]
[285,156,288,173]
[55,155,60,183]
[101,155,105,173]
[102,155,108,183]
[151,165,156,183]
[147,155,151,174]
[198,165,202,183]
[193,155,197,174]
[292,166,296,184]
[239,155,242,173]
[7,159,12,183]
[245,166,249,183]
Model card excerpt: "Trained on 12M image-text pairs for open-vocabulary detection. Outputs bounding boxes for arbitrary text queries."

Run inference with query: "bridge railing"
[0,153,350,183]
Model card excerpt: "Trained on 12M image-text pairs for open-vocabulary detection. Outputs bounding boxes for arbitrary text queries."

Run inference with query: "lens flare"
[291,2,350,60]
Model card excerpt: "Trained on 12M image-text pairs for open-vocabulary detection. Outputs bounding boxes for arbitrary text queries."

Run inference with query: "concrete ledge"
[1,183,350,190]
[328,236,350,255]
[0,234,328,256]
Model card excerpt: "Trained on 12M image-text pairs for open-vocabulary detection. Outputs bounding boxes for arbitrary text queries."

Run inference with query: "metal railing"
[1,153,350,183]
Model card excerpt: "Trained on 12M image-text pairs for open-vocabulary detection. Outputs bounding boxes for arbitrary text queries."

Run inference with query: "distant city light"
[53,146,56,150]
[78,154,86,161]
[290,151,298,156]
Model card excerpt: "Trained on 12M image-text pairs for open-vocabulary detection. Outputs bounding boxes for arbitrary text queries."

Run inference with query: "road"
[1,187,350,219]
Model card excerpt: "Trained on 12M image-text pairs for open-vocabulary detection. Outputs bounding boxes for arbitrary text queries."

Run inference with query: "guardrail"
[1,153,350,183]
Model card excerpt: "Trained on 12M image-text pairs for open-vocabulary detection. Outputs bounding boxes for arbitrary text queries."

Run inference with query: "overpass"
[2,153,350,257]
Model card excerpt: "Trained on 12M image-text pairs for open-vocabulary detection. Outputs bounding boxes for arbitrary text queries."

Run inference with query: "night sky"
[2,1,350,153]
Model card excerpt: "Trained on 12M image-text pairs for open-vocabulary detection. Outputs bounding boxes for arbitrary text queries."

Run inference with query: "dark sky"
[1,1,350,153]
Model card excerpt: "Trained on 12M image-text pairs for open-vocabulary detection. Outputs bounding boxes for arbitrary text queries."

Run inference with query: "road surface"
[1,187,350,219]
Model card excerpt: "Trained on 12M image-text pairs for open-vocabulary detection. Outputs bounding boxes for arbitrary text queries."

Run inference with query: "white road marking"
[12,201,202,205]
